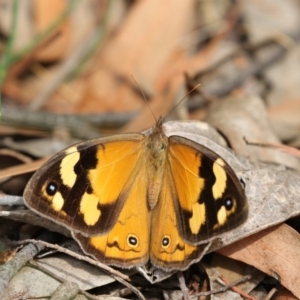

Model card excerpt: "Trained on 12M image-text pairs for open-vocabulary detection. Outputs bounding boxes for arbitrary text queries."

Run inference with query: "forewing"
[167,135,248,244]
[24,134,146,236]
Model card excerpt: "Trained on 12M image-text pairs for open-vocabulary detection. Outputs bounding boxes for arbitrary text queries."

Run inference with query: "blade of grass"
[67,0,115,80]
[5,0,79,67]
[0,0,20,122]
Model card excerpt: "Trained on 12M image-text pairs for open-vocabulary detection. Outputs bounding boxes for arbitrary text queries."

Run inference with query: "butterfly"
[24,118,248,271]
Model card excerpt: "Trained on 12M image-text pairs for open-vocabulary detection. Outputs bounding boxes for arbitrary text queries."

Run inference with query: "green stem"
[0,0,20,121]
[9,0,79,65]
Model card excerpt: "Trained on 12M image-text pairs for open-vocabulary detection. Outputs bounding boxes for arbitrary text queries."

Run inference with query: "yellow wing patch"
[189,202,205,234]
[60,147,80,187]
[80,192,101,226]
[212,158,227,199]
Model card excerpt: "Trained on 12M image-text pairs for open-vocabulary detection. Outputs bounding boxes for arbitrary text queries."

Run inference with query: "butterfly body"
[24,120,248,270]
[145,117,168,208]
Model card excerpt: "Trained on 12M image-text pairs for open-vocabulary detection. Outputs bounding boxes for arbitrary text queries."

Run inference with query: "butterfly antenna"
[131,74,157,123]
[163,83,201,122]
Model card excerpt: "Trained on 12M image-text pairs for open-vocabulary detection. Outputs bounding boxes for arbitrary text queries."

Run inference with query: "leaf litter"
[1,0,300,299]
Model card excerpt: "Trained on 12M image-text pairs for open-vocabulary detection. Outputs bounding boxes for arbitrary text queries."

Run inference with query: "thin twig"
[264,288,277,300]
[2,104,135,139]
[0,231,57,295]
[18,239,146,300]
[188,31,300,111]
[177,271,189,300]
[190,275,252,298]
[0,194,24,206]
[0,149,32,163]
[243,137,300,157]
[0,156,49,180]
[0,209,71,238]
[29,260,104,300]
[219,275,257,300]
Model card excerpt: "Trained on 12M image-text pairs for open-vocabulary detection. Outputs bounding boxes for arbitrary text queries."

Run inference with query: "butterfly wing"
[150,167,208,270]
[24,134,147,236]
[150,135,248,270]
[73,166,150,267]
[167,135,248,244]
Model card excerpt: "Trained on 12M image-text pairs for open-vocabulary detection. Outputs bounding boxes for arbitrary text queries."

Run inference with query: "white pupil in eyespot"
[162,235,170,248]
[129,236,137,245]
[46,183,57,196]
[225,198,233,210]
[127,234,139,248]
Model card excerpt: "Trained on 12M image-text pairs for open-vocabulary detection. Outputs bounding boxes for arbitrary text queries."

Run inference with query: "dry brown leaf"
[33,0,70,61]
[0,0,33,50]
[76,0,194,114]
[2,1,98,106]
[121,33,230,132]
[275,285,298,300]
[218,223,300,299]
[241,0,300,148]
[0,149,31,164]
[0,157,49,180]
[244,138,300,158]
[205,95,300,170]
[0,248,17,264]
[268,99,300,144]
[211,253,247,283]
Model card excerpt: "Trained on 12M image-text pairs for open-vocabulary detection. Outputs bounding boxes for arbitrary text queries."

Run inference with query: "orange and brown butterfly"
[23,117,248,271]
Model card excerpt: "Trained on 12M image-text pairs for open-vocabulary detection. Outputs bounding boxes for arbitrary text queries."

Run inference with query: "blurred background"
[2,0,300,191]
[1,0,300,139]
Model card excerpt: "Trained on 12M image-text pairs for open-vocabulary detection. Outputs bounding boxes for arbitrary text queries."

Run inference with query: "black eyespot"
[127,234,138,248]
[224,197,234,210]
[162,235,170,248]
[46,182,57,196]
